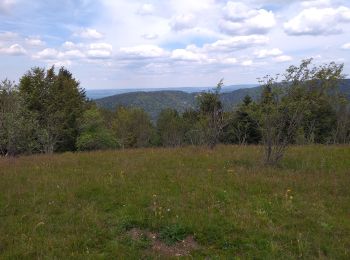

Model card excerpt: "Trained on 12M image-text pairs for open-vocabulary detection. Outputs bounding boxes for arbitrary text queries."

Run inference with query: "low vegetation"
[1,145,350,258]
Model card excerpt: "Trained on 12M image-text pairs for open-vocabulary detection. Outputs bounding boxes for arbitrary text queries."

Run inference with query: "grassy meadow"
[0,145,350,259]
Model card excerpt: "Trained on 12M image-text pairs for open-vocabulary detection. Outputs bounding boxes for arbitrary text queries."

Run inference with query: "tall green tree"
[19,67,87,153]
[222,95,261,145]
[0,79,39,156]
[196,79,224,149]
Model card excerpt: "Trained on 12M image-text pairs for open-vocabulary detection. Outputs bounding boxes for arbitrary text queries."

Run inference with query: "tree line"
[1,59,349,164]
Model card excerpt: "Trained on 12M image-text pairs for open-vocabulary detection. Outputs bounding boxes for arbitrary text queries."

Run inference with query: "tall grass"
[1,145,349,258]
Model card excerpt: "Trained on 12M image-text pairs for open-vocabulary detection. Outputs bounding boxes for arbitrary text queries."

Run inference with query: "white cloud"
[153,35,269,68]
[170,14,196,32]
[86,43,113,59]
[274,55,293,62]
[86,42,113,59]
[86,49,112,59]
[220,2,276,35]
[220,57,237,65]
[119,45,168,59]
[89,43,113,51]
[0,43,26,55]
[143,63,172,74]
[62,41,78,50]
[169,37,269,66]
[171,48,207,62]
[33,48,58,60]
[74,28,103,40]
[0,31,18,41]
[137,4,155,15]
[34,42,113,62]
[241,60,253,66]
[204,35,269,53]
[59,50,85,59]
[142,33,159,40]
[49,60,72,68]
[224,2,251,21]
[25,37,45,47]
[160,35,268,68]
[284,6,350,35]
[301,0,331,8]
[255,48,283,58]
[0,0,16,14]
[341,43,350,49]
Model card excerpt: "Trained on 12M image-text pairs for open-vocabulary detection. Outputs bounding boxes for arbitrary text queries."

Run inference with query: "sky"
[0,0,350,89]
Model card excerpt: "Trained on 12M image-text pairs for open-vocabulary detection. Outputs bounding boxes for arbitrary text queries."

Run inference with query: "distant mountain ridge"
[95,79,350,120]
[86,84,257,99]
[95,87,262,120]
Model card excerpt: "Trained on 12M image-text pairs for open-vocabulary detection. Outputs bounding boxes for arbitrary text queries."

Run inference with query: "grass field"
[1,145,350,259]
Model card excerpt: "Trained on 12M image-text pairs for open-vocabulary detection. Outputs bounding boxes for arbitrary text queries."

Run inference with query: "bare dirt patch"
[127,228,200,257]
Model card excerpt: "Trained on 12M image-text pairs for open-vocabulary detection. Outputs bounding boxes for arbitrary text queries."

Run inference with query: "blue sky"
[1,0,350,89]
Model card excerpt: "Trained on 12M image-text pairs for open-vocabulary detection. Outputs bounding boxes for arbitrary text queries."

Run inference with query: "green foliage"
[159,224,190,245]
[96,90,197,121]
[256,59,347,164]
[222,95,261,145]
[196,80,224,148]
[157,109,185,146]
[95,86,265,120]
[0,79,40,155]
[19,67,87,153]
[76,107,117,151]
[112,107,155,148]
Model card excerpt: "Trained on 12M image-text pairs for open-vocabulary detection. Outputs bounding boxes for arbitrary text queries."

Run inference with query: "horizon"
[85,83,258,91]
[84,83,259,99]
[1,0,350,89]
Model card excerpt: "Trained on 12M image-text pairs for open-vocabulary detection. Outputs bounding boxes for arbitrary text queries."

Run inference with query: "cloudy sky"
[0,0,350,89]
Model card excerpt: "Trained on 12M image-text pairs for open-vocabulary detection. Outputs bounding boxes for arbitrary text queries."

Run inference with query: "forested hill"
[95,90,197,120]
[95,87,262,120]
[95,79,350,120]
